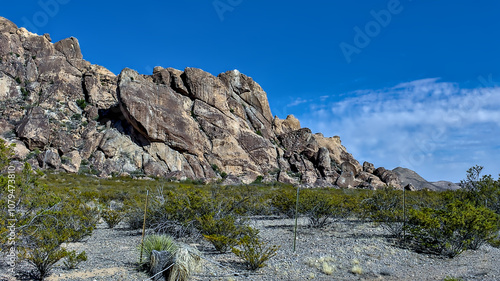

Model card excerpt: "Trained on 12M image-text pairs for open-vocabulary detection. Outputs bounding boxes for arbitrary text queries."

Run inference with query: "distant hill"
[431,181,461,191]
[392,167,459,191]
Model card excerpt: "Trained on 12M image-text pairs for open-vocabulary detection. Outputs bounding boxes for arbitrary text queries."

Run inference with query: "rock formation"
[0,16,405,188]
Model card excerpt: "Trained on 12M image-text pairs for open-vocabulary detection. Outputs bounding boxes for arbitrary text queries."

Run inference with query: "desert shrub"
[270,187,297,218]
[232,228,280,270]
[101,208,124,228]
[148,189,213,238]
[197,213,249,253]
[76,99,87,110]
[459,166,500,215]
[253,175,264,184]
[0,147,97,279]
[22,241,68,280]
[211,184,271,216]
[62,198,99,242]
[18,197,96,278]
[0,138,14,168]
[63,250,87,270]
[299,189,336,228]
[407,201,500,257]
[270,187,362,226]
[234,187,272,216]
[362,188,406,240]
[489,237,500,248]
[125,204,150,230]
[19,212,73,279]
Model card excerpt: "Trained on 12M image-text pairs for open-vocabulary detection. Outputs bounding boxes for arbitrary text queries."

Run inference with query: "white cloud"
[295,78,500,182]
[287,97,310,107]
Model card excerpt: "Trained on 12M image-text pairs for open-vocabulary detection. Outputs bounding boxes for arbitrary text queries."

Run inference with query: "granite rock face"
[0,16,402,188]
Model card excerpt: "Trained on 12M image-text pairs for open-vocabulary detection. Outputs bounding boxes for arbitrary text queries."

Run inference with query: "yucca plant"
[141,236,200,281]
[139,234,178,269]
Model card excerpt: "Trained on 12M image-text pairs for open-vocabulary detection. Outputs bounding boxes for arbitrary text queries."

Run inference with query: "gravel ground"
[1,217,499,281]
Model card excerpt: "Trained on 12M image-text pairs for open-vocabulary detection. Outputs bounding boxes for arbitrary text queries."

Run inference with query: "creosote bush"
[101,208,123,229]
[299,189,350,228]
[0,141,97,279]
[362,188,406,239]
[63,250,87,270]
[198,213,249,253]
[232,228,280,270]
[22,243,68,280]
[408,201,499,257]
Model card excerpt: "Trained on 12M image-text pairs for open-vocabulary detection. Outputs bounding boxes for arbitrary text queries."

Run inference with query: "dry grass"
[305,256,336,275]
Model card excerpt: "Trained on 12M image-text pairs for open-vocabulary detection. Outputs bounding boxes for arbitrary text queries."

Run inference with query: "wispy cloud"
[296,78,500,182]
[287,97,310,107]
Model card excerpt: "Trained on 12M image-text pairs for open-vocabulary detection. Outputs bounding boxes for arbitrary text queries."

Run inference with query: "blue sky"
[3,0,500,182]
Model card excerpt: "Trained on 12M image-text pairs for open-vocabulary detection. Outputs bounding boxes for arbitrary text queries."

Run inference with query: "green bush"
[20,212,72,279]
[270,187,297,218]
[50,194,99,242]
[407,201,500,257]
[22,242,68,280]
[232,228,280,270]
[459,166,500,216]
[299,189,338,228]
[0,138,14,168]
[253,175,264,184]
[197,213,248,253]
[101,208,123,228]
[76,99,87,110]
[63,250,87,270]
[0,148,97,279]
[146,189,214,237]
[362,188,406,240]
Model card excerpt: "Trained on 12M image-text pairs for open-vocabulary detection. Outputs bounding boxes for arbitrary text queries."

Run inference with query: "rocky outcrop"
[0,16,407,188]
[374,167,402,189]
[16,107,50,149]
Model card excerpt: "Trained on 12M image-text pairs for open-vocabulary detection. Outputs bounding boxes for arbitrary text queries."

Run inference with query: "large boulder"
[118,68,210,156]
[83,65,118,109]
[16,107,51,149]
[219,69,273,124]
[61,150,82,173]
[317,147,332,177]
[54,37,83,60]
[278,128,318,160]
[273,115,301,136]
[39,148,61,169]
[314,133,362,172]
[183,67,230,113]
[363,161,375,173]
[374,167,402,189]
[336,162,358,188]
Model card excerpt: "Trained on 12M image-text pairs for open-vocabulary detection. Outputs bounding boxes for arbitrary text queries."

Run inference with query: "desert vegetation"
[1,139,499,280]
